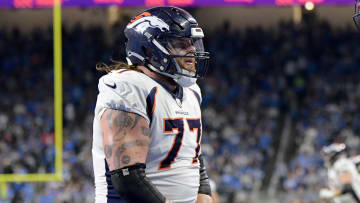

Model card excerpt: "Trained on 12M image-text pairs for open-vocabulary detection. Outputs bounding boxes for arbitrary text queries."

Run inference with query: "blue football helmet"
[124,6,210,84]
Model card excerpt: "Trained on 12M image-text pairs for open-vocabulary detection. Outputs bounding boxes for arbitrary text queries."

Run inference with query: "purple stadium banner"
[0,0,353,8]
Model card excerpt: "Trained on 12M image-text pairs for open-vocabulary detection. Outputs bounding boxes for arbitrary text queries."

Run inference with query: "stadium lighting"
[304,1,315,11]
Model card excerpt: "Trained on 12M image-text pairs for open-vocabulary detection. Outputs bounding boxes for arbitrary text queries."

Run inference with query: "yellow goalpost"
[0,0,63,199]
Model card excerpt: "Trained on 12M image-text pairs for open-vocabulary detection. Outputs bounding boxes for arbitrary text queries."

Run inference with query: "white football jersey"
[92,69,202,203]
[328,157,360,203]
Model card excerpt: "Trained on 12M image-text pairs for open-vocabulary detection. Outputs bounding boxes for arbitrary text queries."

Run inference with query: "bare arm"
[101,108,151,170]
[196,194,213,203]
[339,171,353,184]
[101,109,170,203]
[211,190,219,203]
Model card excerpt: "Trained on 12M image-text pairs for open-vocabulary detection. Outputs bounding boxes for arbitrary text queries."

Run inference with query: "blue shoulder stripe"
[190,89,201,106]
[146,87,158,124]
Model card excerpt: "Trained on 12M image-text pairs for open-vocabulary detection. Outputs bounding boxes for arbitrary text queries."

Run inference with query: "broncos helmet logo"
[127,15,170,34]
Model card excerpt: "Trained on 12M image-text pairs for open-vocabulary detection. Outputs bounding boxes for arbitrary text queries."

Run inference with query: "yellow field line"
[0,0,63,200]
[0,174,61,182]
[53,0,63,181]
[0,182,6,199]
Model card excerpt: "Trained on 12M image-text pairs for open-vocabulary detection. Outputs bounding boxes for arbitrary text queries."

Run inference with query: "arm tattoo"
[131,114,141,130]
[106,110,114,130]
[115,140,149,157]
[104,144,113,159]
[106,110,133,133]
[114,140,149,168]
[113,111,133,135]
[114,130,127,142]
[106,110,136,141]
[104,110,149,169]
[121,155,131,164]
[141,126,150,137]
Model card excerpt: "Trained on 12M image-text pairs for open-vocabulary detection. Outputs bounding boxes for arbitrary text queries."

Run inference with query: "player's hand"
[195,194,213,203]
[165,200,171,203]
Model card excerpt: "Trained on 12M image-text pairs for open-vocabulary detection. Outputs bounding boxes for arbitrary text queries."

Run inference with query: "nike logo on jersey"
[105,82,116,89]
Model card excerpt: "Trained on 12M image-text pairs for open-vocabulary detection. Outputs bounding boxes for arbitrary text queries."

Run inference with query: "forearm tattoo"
[104,144,113,159]
[121,155,131,164]
[104,110,150,169]
[114,140,149,168]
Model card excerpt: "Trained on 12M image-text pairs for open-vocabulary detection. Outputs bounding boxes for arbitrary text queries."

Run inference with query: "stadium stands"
[0,16,359,202]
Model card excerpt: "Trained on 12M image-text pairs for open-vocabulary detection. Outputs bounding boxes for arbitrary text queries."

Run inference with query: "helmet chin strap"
[145,59,197,88]
[173,75,197,87]
[173,62,197,87]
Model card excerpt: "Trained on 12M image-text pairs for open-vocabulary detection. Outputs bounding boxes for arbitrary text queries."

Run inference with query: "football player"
[319,143,360,203]
[92,6,212,203]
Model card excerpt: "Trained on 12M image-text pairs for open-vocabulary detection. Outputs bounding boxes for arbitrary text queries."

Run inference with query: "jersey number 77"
[158,118,202,170]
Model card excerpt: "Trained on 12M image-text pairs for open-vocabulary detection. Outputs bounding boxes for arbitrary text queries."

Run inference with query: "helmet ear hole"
[143,47,153,58]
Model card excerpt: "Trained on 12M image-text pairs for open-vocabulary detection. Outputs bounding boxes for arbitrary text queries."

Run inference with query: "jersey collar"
[149,77,184,100]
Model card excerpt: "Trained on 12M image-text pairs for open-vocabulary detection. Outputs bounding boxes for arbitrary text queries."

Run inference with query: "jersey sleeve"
[189,83,202,105]
[334,158,358,175]
[95,73,150,124]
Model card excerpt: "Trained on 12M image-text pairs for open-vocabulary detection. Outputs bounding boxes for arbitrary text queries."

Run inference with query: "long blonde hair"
[96,59,142,73]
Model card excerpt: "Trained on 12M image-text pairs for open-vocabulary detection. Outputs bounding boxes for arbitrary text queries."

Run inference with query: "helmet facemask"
[353,0,360,30]
[153,35,210,80]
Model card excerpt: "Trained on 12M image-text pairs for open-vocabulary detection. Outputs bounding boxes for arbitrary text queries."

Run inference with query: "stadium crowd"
[0,14,359,203]
[278,21,360,202]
